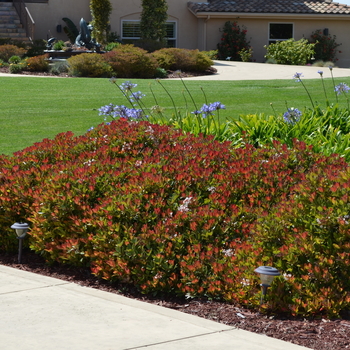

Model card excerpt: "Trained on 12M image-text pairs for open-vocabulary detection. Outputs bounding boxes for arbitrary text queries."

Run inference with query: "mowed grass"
[1,75,350,155]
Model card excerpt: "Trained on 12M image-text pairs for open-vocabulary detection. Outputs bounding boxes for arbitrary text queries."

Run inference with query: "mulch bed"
[0,66,217,78]
[0,249,349,350]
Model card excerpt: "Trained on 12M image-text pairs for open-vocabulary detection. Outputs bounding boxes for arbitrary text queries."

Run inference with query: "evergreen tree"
[140,0,168,42]
[90,0,112,44]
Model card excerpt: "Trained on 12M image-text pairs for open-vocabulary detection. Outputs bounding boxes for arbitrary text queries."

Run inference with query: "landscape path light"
[11,222,29,264]
[254,266,280,305]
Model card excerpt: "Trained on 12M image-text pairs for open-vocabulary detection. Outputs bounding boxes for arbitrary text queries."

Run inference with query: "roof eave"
[190,11,350,20]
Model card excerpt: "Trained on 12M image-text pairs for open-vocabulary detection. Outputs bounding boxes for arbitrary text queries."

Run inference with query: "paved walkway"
[1,60,350,80]
[0,265,308,350]
[181,60,350,81]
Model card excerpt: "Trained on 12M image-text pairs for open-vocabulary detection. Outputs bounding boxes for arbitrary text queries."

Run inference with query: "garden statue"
[46,37,56,50]
[75,18,101,51]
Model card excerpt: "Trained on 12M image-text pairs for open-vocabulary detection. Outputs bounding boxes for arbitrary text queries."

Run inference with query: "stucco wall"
[202,16,350,68]
[27,0,91,41]
[26,1,350,67]
[27,0,201,49]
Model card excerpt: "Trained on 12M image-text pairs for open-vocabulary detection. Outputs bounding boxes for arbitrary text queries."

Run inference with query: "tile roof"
[188,0,350,15]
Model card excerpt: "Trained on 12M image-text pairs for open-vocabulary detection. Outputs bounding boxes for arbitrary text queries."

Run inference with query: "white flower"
[222,249,234,257]
[208,186,216,193]
[178,197,193,212]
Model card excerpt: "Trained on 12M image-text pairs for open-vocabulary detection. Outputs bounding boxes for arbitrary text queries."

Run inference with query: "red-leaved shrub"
[0,120,349,317]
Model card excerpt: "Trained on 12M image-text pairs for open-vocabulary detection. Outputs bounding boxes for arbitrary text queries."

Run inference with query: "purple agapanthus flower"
[197,102,226,117]
[120,81,137,92]
[113,105,143,119]
[293,72,303,82]
[99,104,144,120]
[334,83,350,95]
[200,103,214,117]
[209,102,226,110]
[98,103,115,120]
[130,91,146,103]
[283,107,302,124]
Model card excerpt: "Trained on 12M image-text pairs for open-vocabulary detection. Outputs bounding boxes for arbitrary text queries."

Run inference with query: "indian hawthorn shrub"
[152,48,213,72]
[103,45,158,78]
[67,53,113,77]
[25,54,49,72]
[0,44,26,62]
[1,119,349,317]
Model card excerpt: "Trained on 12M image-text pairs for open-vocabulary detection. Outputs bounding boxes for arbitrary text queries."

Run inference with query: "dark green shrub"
[67,53,113,77]
[103,44,157,78]
[0,44,26,62]
[25,54,49,72]
[154,67,167,78]
[8,55,22,64]
[134,38,166,52]
[310,29,341,63]
[0,38,27,48]
[9,63,23,74]
[264,38,315,65]
[26,39,46,57]
[217,21,250,61]
[0,59,8,68]
[152,48,213,72]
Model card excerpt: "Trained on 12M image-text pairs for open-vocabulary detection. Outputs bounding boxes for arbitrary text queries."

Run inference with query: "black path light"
[254,266,281,305]
[11,223,29,264]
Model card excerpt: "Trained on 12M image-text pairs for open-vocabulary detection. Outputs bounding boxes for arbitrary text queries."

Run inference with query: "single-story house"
[23,0,350,67]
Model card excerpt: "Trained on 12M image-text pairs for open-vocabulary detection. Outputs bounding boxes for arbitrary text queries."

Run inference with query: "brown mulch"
[0,66,217,78]
[0,249,349,350]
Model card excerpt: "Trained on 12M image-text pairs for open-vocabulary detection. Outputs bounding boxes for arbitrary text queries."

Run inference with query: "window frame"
[268,23,294,45]
[121,20,177,47]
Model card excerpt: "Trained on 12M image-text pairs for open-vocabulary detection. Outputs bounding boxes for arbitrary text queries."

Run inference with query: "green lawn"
[1,75,350,155]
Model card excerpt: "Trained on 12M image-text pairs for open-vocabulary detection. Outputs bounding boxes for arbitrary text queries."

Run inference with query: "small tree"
[140,0,168,42]
[217,21,250,61]
[90,0,112,44]
[310,29,341,63]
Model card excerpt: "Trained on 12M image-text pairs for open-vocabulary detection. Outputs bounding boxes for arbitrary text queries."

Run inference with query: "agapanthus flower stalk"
[318,70,329,106]
[293,72,314,109]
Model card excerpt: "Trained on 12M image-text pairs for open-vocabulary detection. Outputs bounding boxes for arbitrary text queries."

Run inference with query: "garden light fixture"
[11,222,29,264]
[254,266,280,305]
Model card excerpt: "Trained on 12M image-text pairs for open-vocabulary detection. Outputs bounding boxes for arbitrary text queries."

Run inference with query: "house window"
[121,20,176,47]
[269,23,293,45]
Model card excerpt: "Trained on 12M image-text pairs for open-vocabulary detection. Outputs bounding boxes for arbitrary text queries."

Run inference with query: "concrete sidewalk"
[180,60,350,81]
[0,265,308,350]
